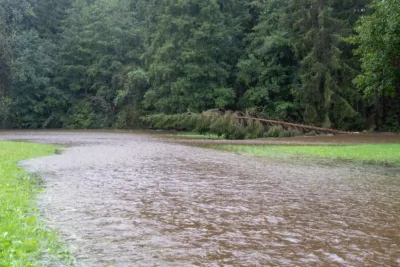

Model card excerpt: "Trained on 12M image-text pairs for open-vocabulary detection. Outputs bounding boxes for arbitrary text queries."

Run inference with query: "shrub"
[264,126,284,137]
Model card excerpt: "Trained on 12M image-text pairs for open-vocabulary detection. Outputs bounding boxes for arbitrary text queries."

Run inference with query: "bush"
[61,100,95,129]
[279,130,294,137]
[304,130,317,136]
[264,126,284,137]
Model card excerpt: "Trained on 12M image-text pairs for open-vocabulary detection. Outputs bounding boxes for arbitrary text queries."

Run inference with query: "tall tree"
[0,22,11,97]
[8,30,64,128]
[0,0,66,128]
[59,0,145,128]
[237,0,299,121]
[0,24,12,127]
[351,0,400,129]
[33,0,72,39]
[2,0,397,133]
[291,0,364,129]
[142,0,247,113]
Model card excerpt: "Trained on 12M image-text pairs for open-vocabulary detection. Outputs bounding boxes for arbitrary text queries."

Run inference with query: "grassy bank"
[0,142,71,266]
[218,144,400,166]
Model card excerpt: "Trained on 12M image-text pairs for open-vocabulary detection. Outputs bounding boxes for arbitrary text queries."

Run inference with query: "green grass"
[169,132,223,139]
[0,141,72,266]
[219,144,400,166]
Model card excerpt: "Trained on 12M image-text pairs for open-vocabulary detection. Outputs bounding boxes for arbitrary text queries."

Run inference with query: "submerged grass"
[0,141,72,266]
[219,144,400,166]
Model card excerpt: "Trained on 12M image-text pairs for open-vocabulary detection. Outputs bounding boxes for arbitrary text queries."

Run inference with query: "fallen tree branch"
[236,116,350,135]
[141,111,351,139]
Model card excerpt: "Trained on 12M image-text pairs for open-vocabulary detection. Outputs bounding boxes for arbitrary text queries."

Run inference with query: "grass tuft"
[0,141,73,266]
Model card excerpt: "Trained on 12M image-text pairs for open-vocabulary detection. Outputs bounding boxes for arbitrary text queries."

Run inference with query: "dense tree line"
[0,0,399,131]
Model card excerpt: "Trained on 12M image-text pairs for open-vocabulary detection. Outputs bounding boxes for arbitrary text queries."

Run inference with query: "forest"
[0,0,399,132]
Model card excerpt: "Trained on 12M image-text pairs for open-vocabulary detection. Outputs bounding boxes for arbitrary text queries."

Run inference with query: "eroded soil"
[1,131,399,266]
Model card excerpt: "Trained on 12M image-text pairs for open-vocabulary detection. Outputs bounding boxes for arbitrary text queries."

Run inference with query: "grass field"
[0,141,72,266]
[219,144,400,166]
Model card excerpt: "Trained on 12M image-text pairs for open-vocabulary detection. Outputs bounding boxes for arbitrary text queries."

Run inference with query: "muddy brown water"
[1,131,400,266]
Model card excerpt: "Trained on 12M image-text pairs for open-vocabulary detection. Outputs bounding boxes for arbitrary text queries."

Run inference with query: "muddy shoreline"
[1,131,399,266]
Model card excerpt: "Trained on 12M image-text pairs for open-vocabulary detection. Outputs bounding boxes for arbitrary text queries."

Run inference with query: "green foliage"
[304,130,317,137]
[213,87,236,108]
[351,0,400,97]
[142,112,244,139]
[0,142,73,266]
[0,0,399,131]
[33,0,72,39]
[52,0,147,129]
[262,125,295,138]
[61,100,95,129]
[9,30,65,128]
[264,126,283,138]
[349,0,400,130]
[0,0,68,128]
[245,119,265,139]
[237,0,298,122]
[292,0,364,129]
[0,96,12,127]
[142,0,247,113]
[279,130,294,138]
[0,26,11,96]
[142,111,299,140]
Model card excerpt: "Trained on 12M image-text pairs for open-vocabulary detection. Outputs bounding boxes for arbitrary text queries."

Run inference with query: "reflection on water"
[1,131,399,266]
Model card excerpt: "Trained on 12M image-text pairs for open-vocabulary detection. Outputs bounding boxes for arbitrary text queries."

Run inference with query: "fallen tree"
[141,110,349,139]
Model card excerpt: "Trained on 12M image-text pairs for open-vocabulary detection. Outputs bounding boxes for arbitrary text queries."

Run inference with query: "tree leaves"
[0,0,398,131]
[351,0,400,98]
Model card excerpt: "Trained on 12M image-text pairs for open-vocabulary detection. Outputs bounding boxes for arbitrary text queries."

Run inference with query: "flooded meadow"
[1,131,399,266]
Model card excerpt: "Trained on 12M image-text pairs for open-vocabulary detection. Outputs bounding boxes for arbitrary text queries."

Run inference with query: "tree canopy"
[0,0,399,131]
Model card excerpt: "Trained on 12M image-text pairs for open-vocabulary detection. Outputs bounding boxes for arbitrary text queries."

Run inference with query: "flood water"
[1,131,399,266]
